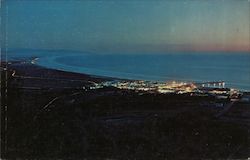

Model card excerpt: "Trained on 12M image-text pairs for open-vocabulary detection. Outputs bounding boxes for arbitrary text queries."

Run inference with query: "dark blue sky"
[2,0,250,53]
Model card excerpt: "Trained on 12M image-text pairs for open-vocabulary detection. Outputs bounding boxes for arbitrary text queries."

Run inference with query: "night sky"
[2,0,250,53]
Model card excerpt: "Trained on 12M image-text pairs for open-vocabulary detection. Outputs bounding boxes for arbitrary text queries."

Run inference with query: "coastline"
[3,57,250,94]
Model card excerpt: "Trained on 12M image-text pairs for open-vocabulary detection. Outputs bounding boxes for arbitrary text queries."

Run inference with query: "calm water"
[6,50,250,91]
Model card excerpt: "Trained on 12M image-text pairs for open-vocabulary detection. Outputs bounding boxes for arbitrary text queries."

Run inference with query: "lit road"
[215,101,237,118]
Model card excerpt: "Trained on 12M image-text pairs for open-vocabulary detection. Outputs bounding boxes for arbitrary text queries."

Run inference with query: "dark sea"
[5,50,250,91]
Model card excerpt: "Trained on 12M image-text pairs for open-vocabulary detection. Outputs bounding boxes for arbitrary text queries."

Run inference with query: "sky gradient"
[2,0,250,53]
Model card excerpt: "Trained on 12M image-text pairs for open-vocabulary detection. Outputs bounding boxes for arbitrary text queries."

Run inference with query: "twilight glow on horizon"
[2,0,250,53]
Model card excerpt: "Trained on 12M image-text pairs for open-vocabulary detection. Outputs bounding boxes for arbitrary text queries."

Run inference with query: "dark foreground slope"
[1,62,249,159]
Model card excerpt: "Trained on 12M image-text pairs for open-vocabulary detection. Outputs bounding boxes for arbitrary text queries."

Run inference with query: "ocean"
[5,50,250,91]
